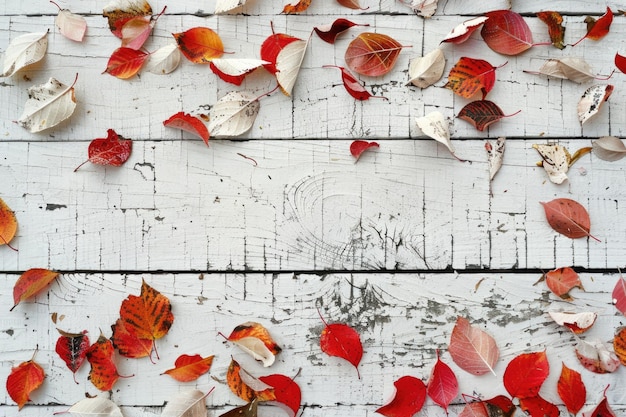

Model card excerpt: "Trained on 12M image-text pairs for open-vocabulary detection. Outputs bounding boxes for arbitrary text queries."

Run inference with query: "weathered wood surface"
[1,272,625,415]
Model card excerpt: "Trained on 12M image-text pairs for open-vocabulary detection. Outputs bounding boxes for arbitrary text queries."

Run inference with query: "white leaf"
[210,58,269,77]
[404,0,438,17]
[442,16,489,43]
[215,0,248,14]
[548,311,597,333]
[407,48,445,88]
[416,111,454,154]
[233,336,275,367]
[276,38,308,96]
[557,57,596,84]
[1,32,48,77]
[208,91,260,137]
[18,76,77,133]
[161,390,208,417]
[55,9,87,42]
[532,143,570,185]
[485,136,505,181]
[592,136,626,161]
[145,43,181,74]
[575,337,620,373]
[239,367,274,391]
[68,397,123,417]
[578,84,613,124]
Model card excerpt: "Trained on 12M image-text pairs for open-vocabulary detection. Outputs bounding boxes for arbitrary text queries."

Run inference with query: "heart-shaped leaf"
[55,329,90,383]
[376,376,426,417]
[481,10,533,56]
[350,140,379,160]
[449,316,499,376]
[457,100,520,131]
[540,198,600,241]
[74,129,133,171]
[345,32,405,77]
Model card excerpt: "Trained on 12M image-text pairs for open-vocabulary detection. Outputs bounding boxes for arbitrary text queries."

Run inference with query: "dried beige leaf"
[416,111,454,154]
[161,390,208,417]
[144,43,181,74]
[55,9,87,42]
[208,91,260,137]
[533,144,570,184]
[558,57,596,83]
[210,58,269,78]
[68,397,123,417]
[407,48,445,88]
[549,311,597,334]
[592,136,626,161]
[18,76,77,133]
[1,32,48,77]
[442,16,489,43]
[276,39,308,96]
[486,137,505,181]
[215,0,247,14]
[578,84,613,124]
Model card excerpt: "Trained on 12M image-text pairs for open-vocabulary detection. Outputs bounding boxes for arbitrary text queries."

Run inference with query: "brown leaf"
[344,32,405,77]
[457,100,520,131]
[537,11,565,49]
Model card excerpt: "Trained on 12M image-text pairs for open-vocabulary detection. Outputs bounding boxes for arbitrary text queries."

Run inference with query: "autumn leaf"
[407,48,445,88]
[86,333,120,391]
[345,32,405,77]
[226,358,276,402]
[518,395,559,417]
[401,0,438,17]
[220,399,258,417]
[444,57,505,99]
[6,352,45,410]
[426,353,458,413]
[210,58,268,86]
[485,137,505,182]
[261,32,301,75]
[324,65,387,101]
[540,198,600,241]
[319,310,363,378]
[376,376,426,417]
[571,7,614,47]
[613,327,626,365]
[110,317,154,359]
[67,397,124,417]
[283,0,311,14]
[102,0,152,38]
[615,52,626,73]
[336,0,366,10]
[163,112,210,145]
[55,329,90,383]
[575,338,620,373]
[537,11,565,49]
[259,373,302,417]
[578,84,613,124]
[162,389,212,417]
[121,6,166,50]
[583,391,617,417]
[612,273,626,315]
[481,10,533,56]
[314,19,368,44]
[220,322,281,367]
[484,395,515,417]
[549,311,597,334]
[543,266,584,301]
[593,136,626,161]
[448,316,499,376]
[208,91,261,137]
[532,143,571,185]
[0,32,48,77]
[457,100,520,132]
[51,1,87,42]
[503,351,549,399]
[350,140,379,161]
[173,27,224,63]
[458,402,488,417]
[274,37,308,96]
[74,129,132,171]
[441,16,488,44]
[11,268,60,311]
[17,76,77,133]
[215,0,249,14]
[557,363,586,414]
[0,197,18,251]
[162,354,214,382]
[103,47,149,79]
[144,43,181,74]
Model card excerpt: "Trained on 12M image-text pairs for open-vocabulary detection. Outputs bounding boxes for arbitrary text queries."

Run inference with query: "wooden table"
[1,1,625,415]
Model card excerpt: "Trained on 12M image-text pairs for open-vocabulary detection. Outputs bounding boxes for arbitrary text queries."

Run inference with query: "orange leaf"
[337,0,366,9]
[102,0,152,38]
[6,356,44,410]
[540,198,600,241]
[457,100,520,131]
[12,268,60,311]
[544,267,583,301]
[444,57,504,99]
[614,326,626,366]
[222,322,281,367]
[282,0,311,14]
[572,7,613,46]
[103,47,149,79]
[173,27,224,63]
[0,197,18,251]
[163,112,210,145]
[557,363,586,414]
[110,317,153,359]
[226,358,276,402]
[537,11,566,50]
[345,32,405,77]
[86,334,120,391]
[481,10,533,56]
[163,354,214,382]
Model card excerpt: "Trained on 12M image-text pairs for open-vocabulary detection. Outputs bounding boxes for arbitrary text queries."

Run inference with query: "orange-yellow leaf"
[86,334,120,391]
[544,267,583,301]
[110,317,153,359]
[173,27,224,63]
[345,32,405,77]
[0,197,18,250]
[283,0,311,13]
[614,326,626,366]
[12,269,60,311]
[6,358,44,409]
[163,354,214,382]
[226,358,276,402]
[223,322,281,367]
[537,11,566,50]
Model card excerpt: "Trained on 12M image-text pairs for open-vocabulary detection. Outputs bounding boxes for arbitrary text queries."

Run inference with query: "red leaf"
[484,395,515,417]
[314,19,368,44]
[426,353,458,413]
[481,10,533,55]
[259,374,302,417]
[448,316,499,376]
[518,395,560,417]
[55,329,90,383]
[612,273,626,315]
[537,11,566,50]
[74,129,132,172]
[86,334,120,391]
[458,402,488,417]
[615,53,626,74]
[282,0,311,14]
[6,356,45,410]
[163,112,210,145]
[572,7,613,47]
[441,16,489,44]
[350,140,379,160]
[162,354,214,382]
[444,57,504,99]
[557,363,586,414]
[111,317,154,359]
[12,268,60,311]
[544,267,584,301]
[260,32,300,75]
[103,0,152,38]
[503,351,549,399]
[103,47,149,79]
[319,310,363,378]
[457,100,520,131]
[173,27,224,63]
[324,65,387,101]
[345,32,405,77]
[540,198,600,241]
[376,376,426,417]
[582,391,617,417]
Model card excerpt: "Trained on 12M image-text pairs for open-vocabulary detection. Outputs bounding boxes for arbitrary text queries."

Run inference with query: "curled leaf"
[442,16,488,44]
[457,100,520,132]
[259,374,302,417]
[613,326,626,365]
[572,7,613,47]
[324,65,387,101]
[612,273,626,315]
[221,322,281,367]
[549,311,597,334]
[540,198,599,241]
[215,0,248,14]
[163,112,210,145]
[544,266,584,301]
[161,390,210,417]
[485,137,505,181]
[12,268,60,311]
[17,76,77,133]
[345,32,405,77]
[615,52,626,74]
[537,11,565,49]
[592,136,626,161]
[350,140,379,160]
[416,111,459,159]
[275,38,308,96]
[402,0,438,18]
[582,393,617,417]
[210,58,269,86]
[0,32,48,77]
[578,84,613,124]
[102,0,152,38]
[314,19,368,44]
[376,376,426,417]
[282,0,311,14]
[227,358,275,402]
[407,48,445,88]
[337,0,366,10]
[533,143,570,185]
[575,338,620,373]
[121,6,166,50]
[525,57,601,84]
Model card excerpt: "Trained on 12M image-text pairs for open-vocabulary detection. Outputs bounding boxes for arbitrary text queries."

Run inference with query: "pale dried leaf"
[276,39,308,96]
[558,57,595,83]
[533,144,570,184]
[17,77,77,133]
[592,136,626,161]
[533,60,568,79]
[215,0,247,14]
[161,390,207,417]
[232,337,275,367]
[442,16,489,43]
[239,368,274,391]
[449,316,499,376]
[1,32,48,77]
[407,0,438,18]
[407,48,445,88]
[144,43,181,74]
[549,311,597,333]
[56,9,87,42]
[486,137,505,181]
[210,58,269,77]
[208,91,260,137]
[68,397,123,417]
[575,338,620,373]
[578,84,613,124]
[416,112,454,154]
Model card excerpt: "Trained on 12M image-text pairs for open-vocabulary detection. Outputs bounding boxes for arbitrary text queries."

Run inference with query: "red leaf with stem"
[173,27,225,63]
[503,351,549,399]
[457,100,520,131]
[426,352,458,413]
[6,351,45,410]
[55,329,90,383]
[571,7,613,47]
[350,140,379,160]
[259,373,302,417]
[260,26,300,75]
[583,387,616,417]
[163,112,210,145]
[324,65,388,101]
[318,308,363,378]
[544,267,584,301]
[162,354,214,382]
[376,376,426,417]
[111,317,154,359]
[314,19,368,44]
[74,129,132,172]
[103,47,149,79]
[557,363,586,414]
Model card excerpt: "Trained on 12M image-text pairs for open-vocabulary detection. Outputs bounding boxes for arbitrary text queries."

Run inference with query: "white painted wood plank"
[0,139,623,271]
[1,272,624,413]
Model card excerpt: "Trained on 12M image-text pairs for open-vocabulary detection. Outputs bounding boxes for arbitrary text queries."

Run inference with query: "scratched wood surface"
[1,0,626,416]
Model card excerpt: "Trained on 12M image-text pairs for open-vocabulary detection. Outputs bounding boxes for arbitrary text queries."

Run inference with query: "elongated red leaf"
[162,354,214,382]
[612,274,626,315]
[518,395,559,417]
[503,351,549,399]
[55,329,90,383]
[259,374,301,417]
[163,112,209,145]
[537,11,566,49]
[557,363,586,414]
[457,100,520,131]
[444,57,503,99]
[345,32,404,77]
[173,27,224,63]
[314,19,368,44]
[448,316,499,375]
[350,140,379,160]
[12,268,60,311]
[481,10,533,55]
[544,267,584,301]
[572,7,613,47]
[319,311,363,378]
[426,353,458,413]
[6,357,45,410]
[540,198,600,241]
[103,47,149,79]
[376,376,426,417]
[75,129,132,171]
